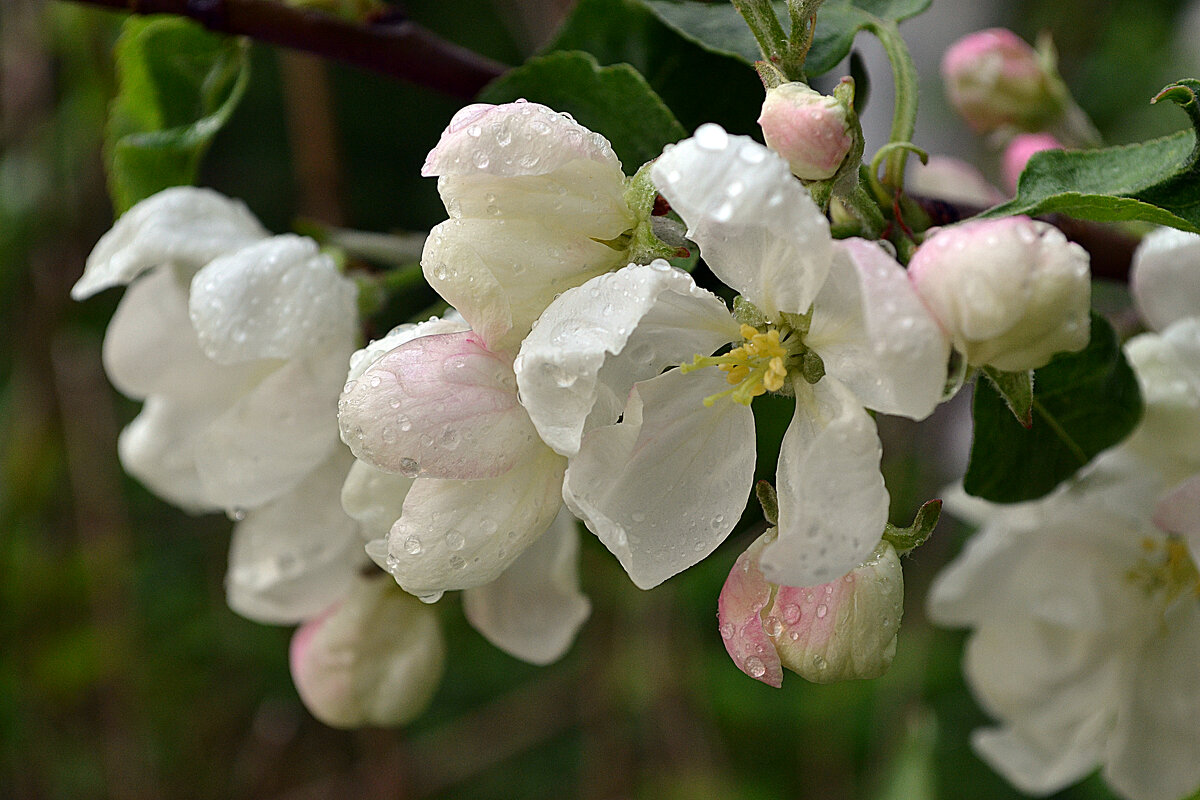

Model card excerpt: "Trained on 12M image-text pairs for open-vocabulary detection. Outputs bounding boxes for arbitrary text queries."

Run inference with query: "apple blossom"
[515,125,949,590]
[1002,132,1063,192]
[757,82,853,181]
[74,186,359,513]
[719,529,902,686]
[942,28,1063,134]
[908,216,1090,372]
[1130,226,1200,334]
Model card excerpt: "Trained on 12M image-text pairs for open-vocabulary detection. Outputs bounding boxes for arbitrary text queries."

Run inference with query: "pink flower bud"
[907,156,1006,208]
[717,530,903,686]
[908,217,1090,372]
[289,578,444,728]
[942,29,1062,134]
[1002,133,1063,193]
[757,82,854,181]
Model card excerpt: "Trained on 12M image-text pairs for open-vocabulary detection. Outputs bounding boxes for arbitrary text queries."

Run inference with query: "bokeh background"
[1,0,1196,797]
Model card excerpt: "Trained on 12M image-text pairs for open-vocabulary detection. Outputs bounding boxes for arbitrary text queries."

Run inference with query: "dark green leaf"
[980,366,1034,428]
[546,0,764,136]
[105,17,250,214]
[642,0,930,76]
[478,50,687,171]
[983,79,1200,233]
[964,313,1143,503]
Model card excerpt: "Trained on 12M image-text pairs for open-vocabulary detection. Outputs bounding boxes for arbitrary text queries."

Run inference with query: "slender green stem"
[840,175,887,239]
[731,0,789,70]
[863,19,919,189]
[784,0,824,79]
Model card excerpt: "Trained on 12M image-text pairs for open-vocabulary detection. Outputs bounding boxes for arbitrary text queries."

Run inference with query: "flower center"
[1128,536,1200,605]
[681,323,821,407]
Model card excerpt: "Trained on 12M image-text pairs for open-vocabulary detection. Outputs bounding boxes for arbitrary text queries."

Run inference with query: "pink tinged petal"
[422,101,622,179]
[340,458,414,542]
[195,350,345,510]
[1131,227,1200,333]
[1002,133,1063,193]
[338,331,541,480]
[226,451,367,625]
[289,578,445,729]
[807,239,950,420]
[770,541,903,683]
[73,186,268,299]
[117,396,221,512]
[346,313,469,383]
[102,265,262,400]
[906,156,1006,208]
[1154,474,1200,563]
[383,445,566,597]
[763,376,888,588]
[515,262,741,456]
[189,235,359,365]
[758,83,853,181]
[651,125,832,317]
[1105,602,1200,800]
[562,368,757,590]
[717,531,784,687]
[462,506,591,665]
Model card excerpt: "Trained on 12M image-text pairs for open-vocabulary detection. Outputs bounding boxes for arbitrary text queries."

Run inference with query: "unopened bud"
[908,216,1090,372]
[758,83,854,181]
[717,530,903,686]
[290,578,444,728]
[1002,132,1063,193]
[942,29,1063,134]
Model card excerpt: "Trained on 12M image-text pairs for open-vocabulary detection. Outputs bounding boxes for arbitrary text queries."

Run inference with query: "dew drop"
[399,457,420,477]
[446,531,465,550]
[418,591,444,604]
[403,536,423,555]
[816,603,828,619]
[745,657,767,679]
[765,616,783,637]
[720,622,734,640]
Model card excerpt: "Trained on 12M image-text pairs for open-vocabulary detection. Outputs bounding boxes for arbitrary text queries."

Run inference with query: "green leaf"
[642,0,930,76]
[478,50,687,171]
[964,313,1143,504]
[546,0,764,136]
[105,17,250,214]
[980,366,1034,428]
[983,79,1200,233]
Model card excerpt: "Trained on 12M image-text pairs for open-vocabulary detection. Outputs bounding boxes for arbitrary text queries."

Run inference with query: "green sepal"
[756,480,780,526]
[882,499,941,555]
[980,366,1034,429]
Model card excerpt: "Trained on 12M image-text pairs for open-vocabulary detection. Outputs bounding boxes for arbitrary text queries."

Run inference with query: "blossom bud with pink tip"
[942,29,1063,134]
[1002,132,1063,193]
[757,82,854,181]
[718,529,903,686]
[908,217,1090,372]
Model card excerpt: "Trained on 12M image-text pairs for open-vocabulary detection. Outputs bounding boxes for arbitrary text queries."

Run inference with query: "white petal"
[422,101,623,179]
[340,458,413,542]
[346,312,468,382]
[1131,227,1200,333]
[972,724,1106,797]
[462,506,590,665]
[195,349,345,510]
[74,186,267,299]
[422,209,630,354]
[226,451,366,625]
[515,262,740,456]
[1124,320,1200,479]
[807,239,949,419]
[289,578,444,728]
[1105,602,1200,800]
[339,331,542,479]
[189,235,359,365]
[762,376,888,587]
[563,368,756,590]
[651,125,832,316]
[383,445,566,596]
[102,265,261,401]
[116,396,220,512]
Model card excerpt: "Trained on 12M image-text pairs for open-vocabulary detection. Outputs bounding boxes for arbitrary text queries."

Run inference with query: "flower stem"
[863,18,919,190]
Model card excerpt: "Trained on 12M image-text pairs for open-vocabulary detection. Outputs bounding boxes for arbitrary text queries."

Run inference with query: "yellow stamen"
[685,324,794,406]
[1128,536,1200,603]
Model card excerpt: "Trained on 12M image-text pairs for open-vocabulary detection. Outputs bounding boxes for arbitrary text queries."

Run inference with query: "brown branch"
[62,0,508,99]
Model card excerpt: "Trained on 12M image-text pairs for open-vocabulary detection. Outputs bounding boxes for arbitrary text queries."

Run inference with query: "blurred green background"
[0,0,1193,798]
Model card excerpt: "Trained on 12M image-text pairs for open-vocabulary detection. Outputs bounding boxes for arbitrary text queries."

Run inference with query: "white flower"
[421,101,636,354]
[1131,227,1200,335]
[907,216,1091,372]
[514,125,949,590]
[928,471,1200,800]
[75,187,359,513]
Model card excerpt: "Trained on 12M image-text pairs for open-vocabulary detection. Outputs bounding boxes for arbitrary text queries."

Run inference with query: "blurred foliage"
[1,0,1189,798]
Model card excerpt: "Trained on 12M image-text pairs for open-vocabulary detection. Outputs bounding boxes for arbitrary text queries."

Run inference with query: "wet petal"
[717,531,784,687]
[462,507,591,665]
[74,186,267,299]
[226,451,366,625]
[563,368,756,590]
[189,235,358,365]
[807,239,949,420]
[515,262,740,456]
[339,331,541,480]
[762,376,888,587]
[651,125,832,317]
[340,458,414,542]
[382,445,566,596]
[346,313,468,383]
[117,396,221,512]
[1131,227,1200,333]
[290,578,444,728]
